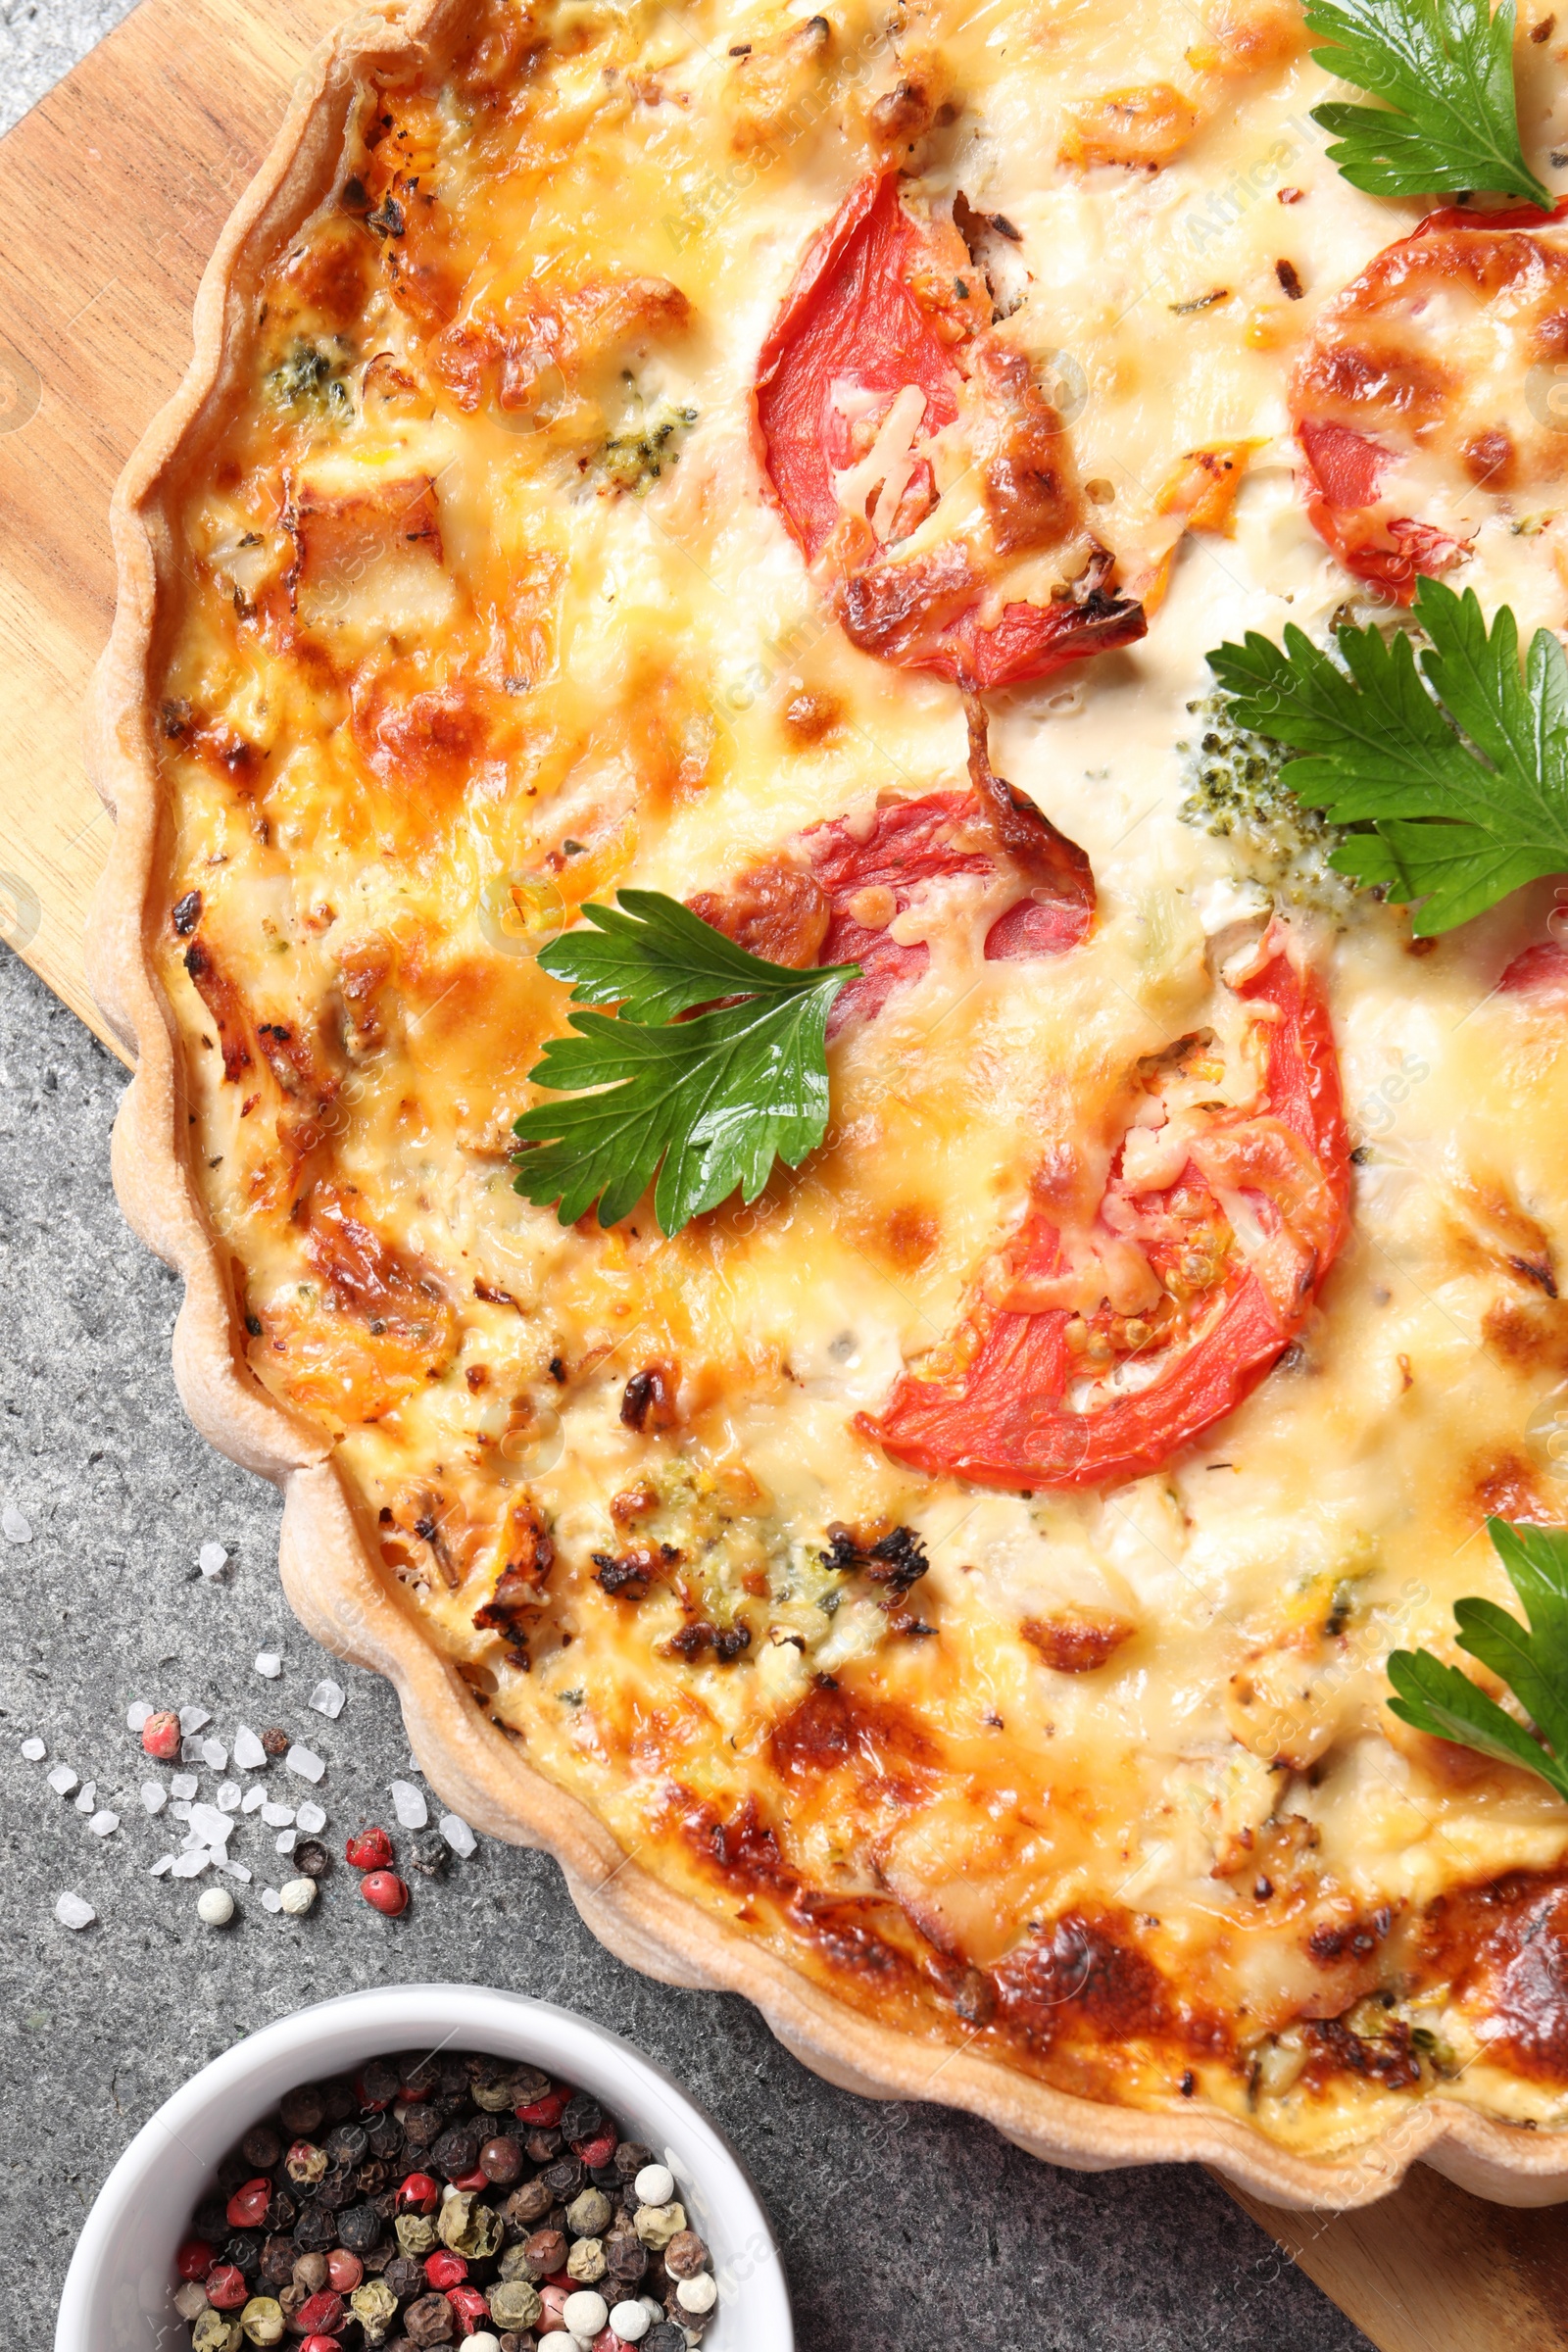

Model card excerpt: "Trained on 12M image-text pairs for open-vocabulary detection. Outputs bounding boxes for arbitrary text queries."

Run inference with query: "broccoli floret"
[1177,692,1355,915]
[594,395,698,494]
[265,339,354,423]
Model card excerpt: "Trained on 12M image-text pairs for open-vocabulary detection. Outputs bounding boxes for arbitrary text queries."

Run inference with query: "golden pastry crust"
[88,0,1568,2204]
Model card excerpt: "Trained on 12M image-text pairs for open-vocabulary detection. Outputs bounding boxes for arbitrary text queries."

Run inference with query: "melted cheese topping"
[154,0,1568,2155]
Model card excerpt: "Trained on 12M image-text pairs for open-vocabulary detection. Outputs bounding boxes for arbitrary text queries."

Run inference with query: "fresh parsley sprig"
[513,890,859,1235]
[1305,0,1551,209]
[1206,576,1568,934]
[1387,1517,1568,1802]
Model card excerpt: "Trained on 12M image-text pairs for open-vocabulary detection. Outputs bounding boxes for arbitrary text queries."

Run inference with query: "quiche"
[90,0,1568,2205]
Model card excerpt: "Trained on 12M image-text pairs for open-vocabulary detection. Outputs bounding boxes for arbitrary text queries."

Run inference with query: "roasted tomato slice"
[755,172,1146,689]
[1292,201,1568,603]
[858,921,1350,1489]
[689,712,1095,1032]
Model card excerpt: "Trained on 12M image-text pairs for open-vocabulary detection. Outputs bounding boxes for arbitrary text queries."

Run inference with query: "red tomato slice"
[755,172,1146,690]
[1293,200,1568,602]
[803,717,1096,1030]
[858,923,1349,1489]
[1499,940,1568,996]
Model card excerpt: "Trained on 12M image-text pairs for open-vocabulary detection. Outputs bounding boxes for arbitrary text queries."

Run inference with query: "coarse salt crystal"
[149,1853,175,1877]
[439,1813,477,1858]
[54,1892,95,1930]
[295,1801,326,1836]
[201,1740,228,1772]
[261,1801,294,1829]
[275,1829,298,1855]
[254,1651,283,1679]
[46,1764,78,1796]
[171,1850,210,1878]
[170,1774,198,1800]
[179,1737,206,1765]
[189,1802,233,1847]
[285,1744,324,1784]
[390,1780,427,1830]
[141,1784,167,1815]
[178,1706,212,1736]
[242,1787,265,1814]
[231,1725,267,1771]
[217,1783,241,1812]
[87,1811,120,1838]
[3,1503,32,1544]
[74,1783,97,1813]
[198,1542,228,1579]
[261,1886,283,1913]
[171,1800,192,1823]
[220,1858,253,1883]
[20,1737,45,1762]
[308,1680,346,1719]
[125,1700,152,1733]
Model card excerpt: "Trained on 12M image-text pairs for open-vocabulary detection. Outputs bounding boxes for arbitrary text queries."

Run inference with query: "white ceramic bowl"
[56,1984,794,2352]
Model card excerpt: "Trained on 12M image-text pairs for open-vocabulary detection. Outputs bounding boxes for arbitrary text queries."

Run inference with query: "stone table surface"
[0,7,1372,2346]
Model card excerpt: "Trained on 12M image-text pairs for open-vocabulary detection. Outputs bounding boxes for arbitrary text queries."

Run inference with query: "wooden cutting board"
[1,3,1566,2341]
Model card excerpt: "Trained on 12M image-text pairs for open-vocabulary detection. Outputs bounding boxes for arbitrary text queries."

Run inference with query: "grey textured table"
[0,10,1371,2346]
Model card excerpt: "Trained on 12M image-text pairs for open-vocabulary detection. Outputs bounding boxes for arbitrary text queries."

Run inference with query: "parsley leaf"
[513,890,859,1235]
[1304,0,1551,207]
[1206,576,1568,934]
[1387,1518,1568,1803]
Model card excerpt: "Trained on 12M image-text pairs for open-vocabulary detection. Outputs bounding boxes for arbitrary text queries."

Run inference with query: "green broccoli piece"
[266,339,354,423]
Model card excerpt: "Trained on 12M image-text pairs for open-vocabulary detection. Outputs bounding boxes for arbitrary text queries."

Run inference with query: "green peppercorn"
[350,2277,400,2345]
[565,2234,607,2283]
[565,2187,612,2238]
[438,2189,502,2260]
[239,2297,284,2347]
[395,2212,439,2258]
[192,2316,242,2352]
[487,2278,543,2329]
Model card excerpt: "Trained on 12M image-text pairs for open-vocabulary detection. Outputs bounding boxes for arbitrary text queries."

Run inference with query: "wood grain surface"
[0,4,1564,2343]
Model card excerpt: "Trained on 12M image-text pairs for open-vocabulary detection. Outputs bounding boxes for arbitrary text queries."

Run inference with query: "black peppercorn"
[217,2150,252,2195]
[383,2255,426,2301]
[294,1839,332,1881]
[366,2110,404,2160]
[523,2129,562,2163]
[613,2141,653,2179]
[264,2185,297,2233]
[337,2201,385,2254]
[362,2057,402,2108]
[316,2165,356,2211]
[325,2122,368,2168]
[193,2198,230,2244]
[560,2094,602,2142]
[540,2156,582,2200]
[401,2105,443,2151]
[220,2232,262,2278]
[242,2125,282,2170]
[259,2233,296,2287]
[404,2292,457,2346]
[320,2078,356,2125]
[645,2327,687,2352]
[434,2057,470,2105]
[292,2202,336,2253]
[278,2084,324,2136]
[430,2123,482,2180]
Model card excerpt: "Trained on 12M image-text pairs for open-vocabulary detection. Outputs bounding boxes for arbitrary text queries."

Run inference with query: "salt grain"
[87,1811,120,1838]
[141,1785,167,1815]
[189,1803,233,1847]
[231,1725,267,1771]
[295,1801,326,1836]
[390,1780,428,1830]
[149,1853,174,1877]
[179,1737,206,1765]
[46,1765,77,1796]
[285,1744,324,1784]
[125,1700,151,1733]
[171,1774,198,1800]
[217,1783,241,1812]
[260,1886,283,1913]
[171,1801,193,1823]
[178,1707,212,1736]
[242,1787,265,1814]
[220,1858,253,1884]
[74,1783,97,1813]
[171,1850,210,1879]
[201,1740,228,1772]
[439,1813,477,1858]
[254,1651,282,1680]
[3,1503,32,1544]
[19,1737,45,1763]
[275,1829,298,1855]
[261,1801,294,1829]
[308,1680,346,1719]
[54,1892,95,1930]
[198,1542,228,1580]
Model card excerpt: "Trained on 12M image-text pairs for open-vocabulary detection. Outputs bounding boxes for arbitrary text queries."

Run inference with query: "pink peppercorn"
[204,2266,247,2311]
[449,2167,488,2192]
[174,2238,213,2281]
[514,2090,568,2127]
[573,2129,617,2167]
[446,2283,490,2331]
[345,1827,394,1871]
[141,1710,180,1760]
[361,1870,410,1916]
[325,2250,363,2292]
[293,2290,345,2335]
[225,2177,272,2230]
[301,2340,342,2352]
[424,2251,468,2290]
[397,2171,440,2212]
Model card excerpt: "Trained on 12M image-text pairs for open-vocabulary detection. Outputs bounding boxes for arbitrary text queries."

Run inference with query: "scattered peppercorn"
[361,1869,410,1916]
[293,1839,331,1880]
[170,2049,722,2349]
[346,1827,394,1871]
[260,1728,290,1759]
[142,1710,182,1760]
